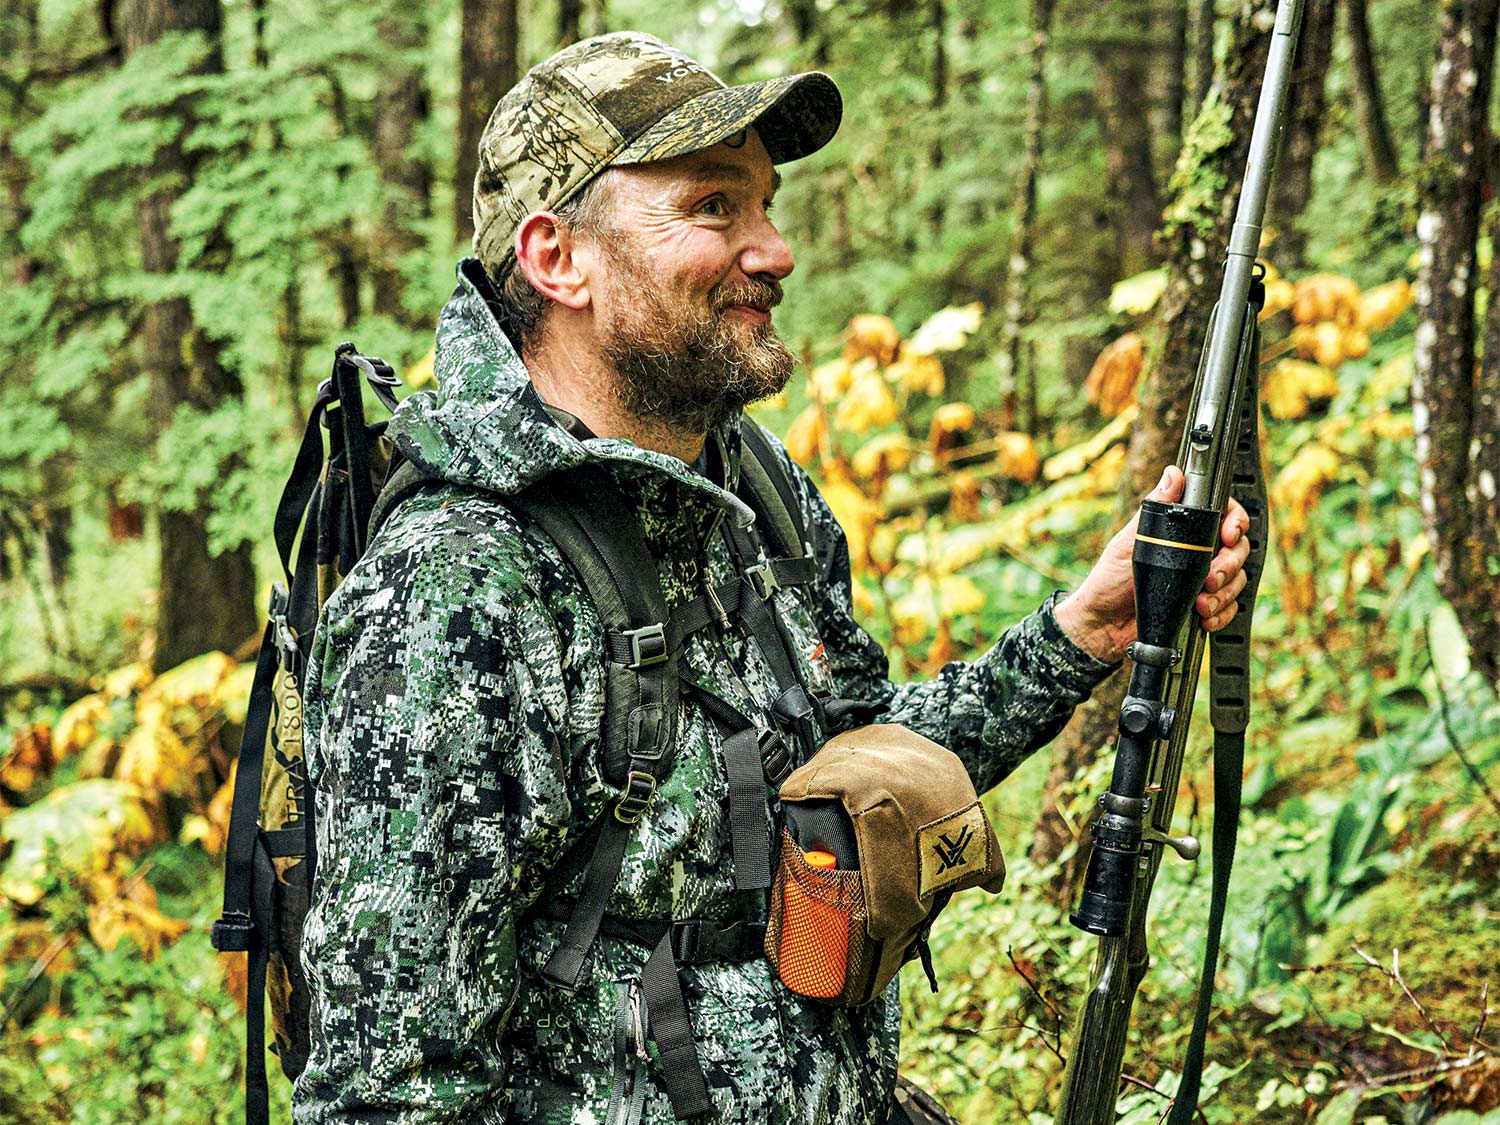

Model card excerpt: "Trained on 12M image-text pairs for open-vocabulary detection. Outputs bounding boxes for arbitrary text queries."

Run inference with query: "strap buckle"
[622,623,669,669]
[745,562,779,601]
[614,770,657,824]
[210,912,256,953]
[759,729,792,788]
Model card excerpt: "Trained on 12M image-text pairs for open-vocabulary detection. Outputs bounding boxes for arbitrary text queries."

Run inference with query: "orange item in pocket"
[775,849,853,999]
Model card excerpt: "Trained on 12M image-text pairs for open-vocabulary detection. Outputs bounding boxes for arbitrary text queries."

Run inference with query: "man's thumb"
[1149,465,1185,503]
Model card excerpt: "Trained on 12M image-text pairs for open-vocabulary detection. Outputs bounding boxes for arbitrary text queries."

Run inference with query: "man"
[294,32,1249,1125]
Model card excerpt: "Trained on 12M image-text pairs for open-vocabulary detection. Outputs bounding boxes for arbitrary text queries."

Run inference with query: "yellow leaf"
[1260,277,1296,320]
[891,575,987,643]
[1044,406,1137,480]
[1270,442,1342,550]
[907,303,983,355]
[888,347,945,397]
[810,357,855,404]
[102,662,153,699]
[1262,359,1340,420]
[1109,269,1167,316]
[833,371,898,434]
[114,723,202,800]
[1370,351,1413,400]
[851,434,913,479]
[1360,411,1414,441]
[948,472,981,523]
[0,780,162,906]
[1085,333,1144,417]
[1292,274,1362,327]
[86,874,189,960]
[820,466,880,573]
[784,405,827,467]
[994,432,1041,483]
[844,315,901,366]
[0,725,54,797]
[140,651,236,719]
[1292,322,1347,368]
[55,695,111,761]
[1358,280,1413,332]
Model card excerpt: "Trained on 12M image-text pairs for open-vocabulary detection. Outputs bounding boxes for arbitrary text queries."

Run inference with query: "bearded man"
[295,32,1250,1125]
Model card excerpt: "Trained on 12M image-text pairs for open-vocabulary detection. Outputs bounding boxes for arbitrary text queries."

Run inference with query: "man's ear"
[514,212,592,311]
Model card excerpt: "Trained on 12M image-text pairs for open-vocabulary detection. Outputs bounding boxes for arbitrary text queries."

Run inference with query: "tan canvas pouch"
[764,724,1006,1005]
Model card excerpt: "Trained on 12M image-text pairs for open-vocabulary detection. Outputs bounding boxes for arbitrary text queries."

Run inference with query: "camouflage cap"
[471,31,841,276]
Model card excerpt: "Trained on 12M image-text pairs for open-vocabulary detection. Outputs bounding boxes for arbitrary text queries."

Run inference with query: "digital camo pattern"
[293,260,1118,1124]
[471,31,840,274]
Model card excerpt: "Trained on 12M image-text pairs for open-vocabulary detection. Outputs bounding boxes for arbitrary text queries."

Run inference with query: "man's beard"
[599,256,795,436]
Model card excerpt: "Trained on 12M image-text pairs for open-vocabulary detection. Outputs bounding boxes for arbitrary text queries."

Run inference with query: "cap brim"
[614,71,841,166]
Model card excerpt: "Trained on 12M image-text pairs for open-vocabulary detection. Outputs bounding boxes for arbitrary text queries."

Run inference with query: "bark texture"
[1032,0,1281,870]
[997,0,1056,433]
[1343,0,1400,183]
[119,0,258,671]
[1090,1,1163,275]
[1413,0,1500,684]
[455,0,518,246]
[370,6,430,320]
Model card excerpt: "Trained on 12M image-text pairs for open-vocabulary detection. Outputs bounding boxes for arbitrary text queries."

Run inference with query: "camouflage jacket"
[293,260,1117,1124]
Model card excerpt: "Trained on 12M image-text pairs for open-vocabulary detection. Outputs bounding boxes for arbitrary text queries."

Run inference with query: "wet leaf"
[833,369,898,433]
[888,347,945,397]
[1358,279,1413,331]
[53,693,112,761]
[844,315,901,366]
[993,432,1041,483]
[1,724,55,797]
[810,356,856,404]
[1085,333,1144,417]
[1108,269,1167,315]
[114,721,204,800]
[785,405,827,466]
[85,872,189,960]
[851,433,913,479]
[820,465,880,572]
[102,662,153,699]
[0,780,163,906]
[907,303,983,355]
[1263,359,1339,420]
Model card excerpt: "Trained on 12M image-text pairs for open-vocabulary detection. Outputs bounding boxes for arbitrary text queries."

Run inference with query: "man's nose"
[740,214,795,282]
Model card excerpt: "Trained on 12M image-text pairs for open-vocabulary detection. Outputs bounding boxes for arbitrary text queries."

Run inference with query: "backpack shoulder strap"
[736,422,817,594]
[507,465,681,979]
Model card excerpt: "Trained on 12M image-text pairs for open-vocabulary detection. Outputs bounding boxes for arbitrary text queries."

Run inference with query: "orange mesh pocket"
[765,828,868,1001]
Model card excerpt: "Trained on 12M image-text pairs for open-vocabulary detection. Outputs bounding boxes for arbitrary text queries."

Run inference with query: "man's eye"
[698,197,728,216]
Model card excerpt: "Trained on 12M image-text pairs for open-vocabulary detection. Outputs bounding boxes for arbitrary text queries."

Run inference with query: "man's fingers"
[1222,498,1250,547]
[1197,567,1248,619]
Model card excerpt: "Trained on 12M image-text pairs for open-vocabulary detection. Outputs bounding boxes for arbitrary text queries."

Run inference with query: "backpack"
[212,343,835,1123]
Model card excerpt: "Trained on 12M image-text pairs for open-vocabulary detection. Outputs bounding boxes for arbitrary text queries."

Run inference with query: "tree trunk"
[1343,0,1400,184]
[1032,0,1282,871]
[1268,0,1336,270]
[1189,0,1216,121]
[119,0,258,672]
[1160,0,1189,157]
[455,0,518,248]
[997,0,1056,433]
[1413,0,1500,684]
[1090,2,1162,275]
[928,0,948,235]
[371,6,431,320]
[558,0,581,46]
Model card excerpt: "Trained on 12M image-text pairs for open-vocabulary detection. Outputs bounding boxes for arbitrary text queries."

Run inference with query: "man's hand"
[1054,465,1252,664]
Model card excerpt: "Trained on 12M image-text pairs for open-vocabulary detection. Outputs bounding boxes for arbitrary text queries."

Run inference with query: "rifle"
[1054,1,1303,1121]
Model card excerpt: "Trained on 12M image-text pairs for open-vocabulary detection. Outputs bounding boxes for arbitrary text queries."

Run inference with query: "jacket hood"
[387,259,756,526]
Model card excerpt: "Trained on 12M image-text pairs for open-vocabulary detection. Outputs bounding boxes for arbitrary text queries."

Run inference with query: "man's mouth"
[726,304,772,322]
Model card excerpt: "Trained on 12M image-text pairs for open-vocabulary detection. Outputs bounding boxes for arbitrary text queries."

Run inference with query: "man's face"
[581,129,797,436]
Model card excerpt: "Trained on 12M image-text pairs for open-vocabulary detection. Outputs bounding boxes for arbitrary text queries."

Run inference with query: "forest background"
[2,0,1499,1121]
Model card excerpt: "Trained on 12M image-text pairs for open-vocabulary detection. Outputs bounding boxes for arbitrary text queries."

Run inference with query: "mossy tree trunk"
[455,0,518,248]
[1413,0,1500,685]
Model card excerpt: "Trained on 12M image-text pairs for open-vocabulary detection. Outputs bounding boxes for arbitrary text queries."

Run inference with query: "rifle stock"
[1054,1,1301,1120]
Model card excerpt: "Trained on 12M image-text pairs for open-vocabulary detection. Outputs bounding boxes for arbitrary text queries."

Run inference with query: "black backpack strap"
[737,421,811,563]
[511,468,718,1119]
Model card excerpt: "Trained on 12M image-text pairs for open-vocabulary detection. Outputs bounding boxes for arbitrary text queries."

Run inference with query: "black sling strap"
[1168,358,1269,1125]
